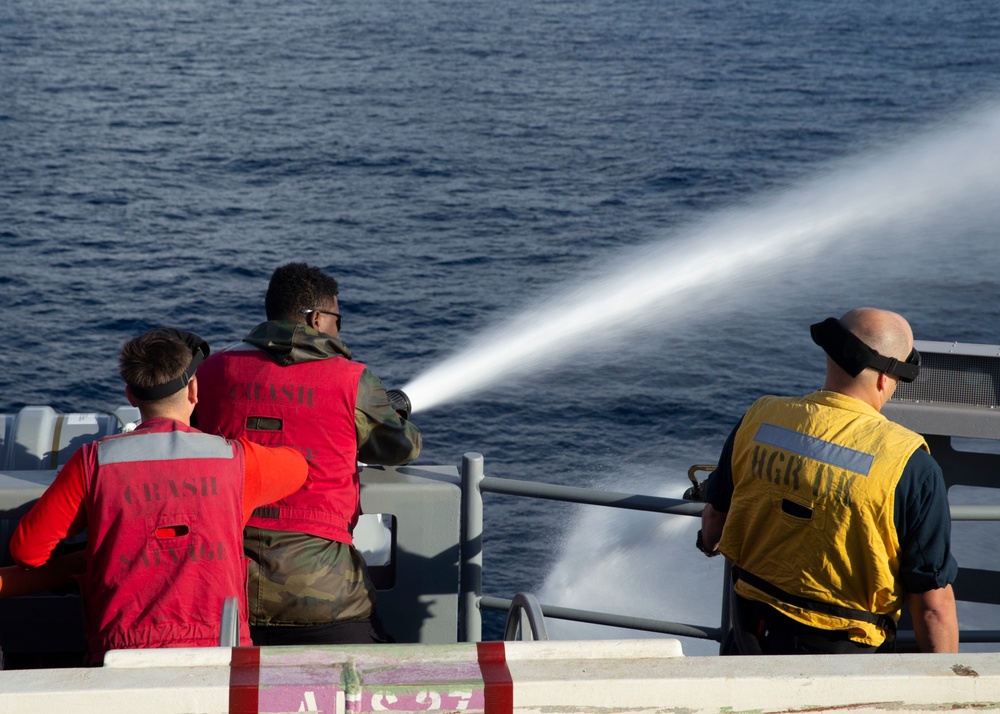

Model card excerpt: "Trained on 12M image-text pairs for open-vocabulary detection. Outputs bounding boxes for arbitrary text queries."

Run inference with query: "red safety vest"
[195,344,366,545]
[81,419,249,660]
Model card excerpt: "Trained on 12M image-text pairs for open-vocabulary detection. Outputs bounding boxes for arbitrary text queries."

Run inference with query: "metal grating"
[893,353,1000,409]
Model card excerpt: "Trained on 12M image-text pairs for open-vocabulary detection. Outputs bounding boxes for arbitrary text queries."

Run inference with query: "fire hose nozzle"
[386,389,412,420]
[683,464,718,502]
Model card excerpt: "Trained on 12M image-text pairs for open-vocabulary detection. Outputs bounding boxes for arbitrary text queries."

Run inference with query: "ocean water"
[3,0,1000,647]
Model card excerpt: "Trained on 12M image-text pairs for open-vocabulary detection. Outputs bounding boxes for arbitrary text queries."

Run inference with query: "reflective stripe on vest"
[752,423,875,476]
[99,430,235,464]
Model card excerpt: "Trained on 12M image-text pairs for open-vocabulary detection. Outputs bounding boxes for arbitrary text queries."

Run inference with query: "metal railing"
[459,452,722,644]
[458,451,1000,648]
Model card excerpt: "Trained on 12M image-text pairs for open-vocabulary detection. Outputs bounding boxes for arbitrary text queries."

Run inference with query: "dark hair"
[119,330,193,398]
[265,262,339,321]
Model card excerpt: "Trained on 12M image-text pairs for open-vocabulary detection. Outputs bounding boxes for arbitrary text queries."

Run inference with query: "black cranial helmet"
[128,329,210,401]
[810,317,920,383]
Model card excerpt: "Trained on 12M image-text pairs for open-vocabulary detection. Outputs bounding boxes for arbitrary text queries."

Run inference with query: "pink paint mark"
[252,644,488,713]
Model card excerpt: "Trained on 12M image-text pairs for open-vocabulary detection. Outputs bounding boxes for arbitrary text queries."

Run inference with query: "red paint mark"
[229,646,260,714]
[477,642,513,714]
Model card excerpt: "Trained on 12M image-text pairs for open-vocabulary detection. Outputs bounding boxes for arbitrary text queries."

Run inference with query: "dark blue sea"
[4,0,1000,647]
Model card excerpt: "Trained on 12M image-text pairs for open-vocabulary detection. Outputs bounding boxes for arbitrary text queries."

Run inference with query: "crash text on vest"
[229,381,314,406]
[124,476,218,504]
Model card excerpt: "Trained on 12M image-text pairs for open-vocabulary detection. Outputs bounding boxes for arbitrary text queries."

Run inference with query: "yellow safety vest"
[720,390,928,646]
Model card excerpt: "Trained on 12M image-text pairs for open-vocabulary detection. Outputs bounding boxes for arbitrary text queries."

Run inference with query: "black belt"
[734,566,897,635]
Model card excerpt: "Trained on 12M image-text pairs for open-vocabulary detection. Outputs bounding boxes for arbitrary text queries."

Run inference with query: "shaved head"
[838,308,914,363]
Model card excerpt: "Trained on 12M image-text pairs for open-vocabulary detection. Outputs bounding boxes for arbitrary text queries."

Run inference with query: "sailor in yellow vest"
[698,308,958,654]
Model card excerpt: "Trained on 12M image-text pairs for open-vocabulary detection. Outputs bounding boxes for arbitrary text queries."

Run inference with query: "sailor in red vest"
[195,263,422,645]
[9,329,308,664]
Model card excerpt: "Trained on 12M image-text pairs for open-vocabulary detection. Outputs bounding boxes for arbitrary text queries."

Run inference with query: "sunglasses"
[301,309,342,332]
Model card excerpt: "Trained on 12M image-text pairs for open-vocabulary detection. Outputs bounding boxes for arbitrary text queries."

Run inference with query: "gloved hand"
[696,529,721,557]
[386,389,412,420]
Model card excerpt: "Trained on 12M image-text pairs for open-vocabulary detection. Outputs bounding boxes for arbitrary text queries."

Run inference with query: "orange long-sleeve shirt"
[10,436,307,570]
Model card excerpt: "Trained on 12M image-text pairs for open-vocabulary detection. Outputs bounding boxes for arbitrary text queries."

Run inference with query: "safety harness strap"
[733,566,897,635]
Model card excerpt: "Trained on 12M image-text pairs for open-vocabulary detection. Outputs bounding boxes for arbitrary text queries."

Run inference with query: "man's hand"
[699,502,727,557]
[696,529,721,557]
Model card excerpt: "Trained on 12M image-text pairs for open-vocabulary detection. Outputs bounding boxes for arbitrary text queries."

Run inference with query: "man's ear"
[125,385,138,407]
[187,375,198,406]
[876,371,896,400]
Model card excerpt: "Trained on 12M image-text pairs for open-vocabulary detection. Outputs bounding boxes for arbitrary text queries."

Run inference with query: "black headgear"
[810,317,920,383]
[128,328,210,401]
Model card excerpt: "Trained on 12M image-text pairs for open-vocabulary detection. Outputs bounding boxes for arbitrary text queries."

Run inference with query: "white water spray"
[537,471,724,654]
[403,102,1000,413]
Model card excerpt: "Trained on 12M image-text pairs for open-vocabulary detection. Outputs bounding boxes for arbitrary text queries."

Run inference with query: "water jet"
[403,103,1000,414]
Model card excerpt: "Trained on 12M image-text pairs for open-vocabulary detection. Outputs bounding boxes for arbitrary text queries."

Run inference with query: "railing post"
[720,560,732,655]
[460,452,484,642]
[219,596,240,647]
